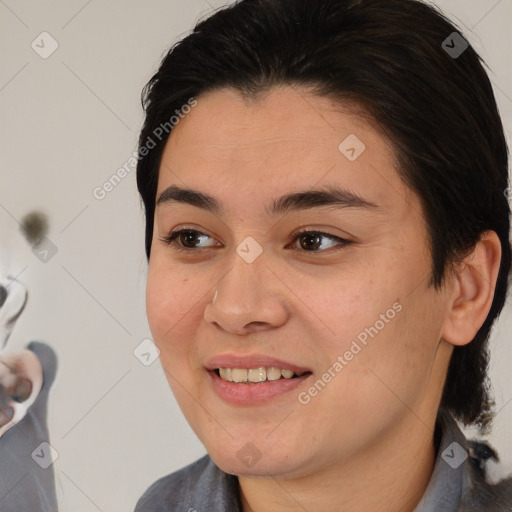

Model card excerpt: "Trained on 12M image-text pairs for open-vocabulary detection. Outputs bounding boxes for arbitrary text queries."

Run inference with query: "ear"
[441,230,502,347]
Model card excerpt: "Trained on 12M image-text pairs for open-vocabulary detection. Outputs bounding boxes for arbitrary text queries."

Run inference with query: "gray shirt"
[134,408,512,511]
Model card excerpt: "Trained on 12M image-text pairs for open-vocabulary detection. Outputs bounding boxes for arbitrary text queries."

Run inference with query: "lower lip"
[207,370,312,405]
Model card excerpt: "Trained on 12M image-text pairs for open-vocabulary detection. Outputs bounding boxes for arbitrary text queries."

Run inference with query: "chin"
[209,449,296,478]
[200,431,307,479]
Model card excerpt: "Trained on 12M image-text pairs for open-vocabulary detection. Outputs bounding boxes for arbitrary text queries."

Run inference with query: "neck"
[238,412,438,512]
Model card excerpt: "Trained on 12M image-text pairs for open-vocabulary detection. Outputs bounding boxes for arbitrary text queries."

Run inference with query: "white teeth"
[266,367,282,381]
[231,368,248,383]
[248,367,266,382]
[216,366,302,383]
[219,368,232,381]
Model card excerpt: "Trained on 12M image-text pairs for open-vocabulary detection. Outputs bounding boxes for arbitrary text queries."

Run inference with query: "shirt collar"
[413,407,470,511]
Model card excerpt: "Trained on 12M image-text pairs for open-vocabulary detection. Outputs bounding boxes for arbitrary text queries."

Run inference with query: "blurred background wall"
[0,1,511,510]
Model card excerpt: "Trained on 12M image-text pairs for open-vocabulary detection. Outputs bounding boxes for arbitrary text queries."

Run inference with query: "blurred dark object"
[19,210,49,247]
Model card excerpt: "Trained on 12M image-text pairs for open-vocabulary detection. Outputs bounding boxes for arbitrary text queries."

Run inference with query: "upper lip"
[205,354,312,375]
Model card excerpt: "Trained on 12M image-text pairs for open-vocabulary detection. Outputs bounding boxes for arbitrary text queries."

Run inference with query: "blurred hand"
[0,278,28,350]
[0,360,32,427]
[0,351,41,428]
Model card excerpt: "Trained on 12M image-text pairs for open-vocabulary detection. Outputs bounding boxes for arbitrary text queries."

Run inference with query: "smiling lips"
[206,355,312,404]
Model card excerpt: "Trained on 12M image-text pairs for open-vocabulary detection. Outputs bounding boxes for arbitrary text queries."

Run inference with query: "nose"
[203,252,289,336]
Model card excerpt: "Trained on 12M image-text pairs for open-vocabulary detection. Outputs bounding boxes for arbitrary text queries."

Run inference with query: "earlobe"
[441,230,502,347]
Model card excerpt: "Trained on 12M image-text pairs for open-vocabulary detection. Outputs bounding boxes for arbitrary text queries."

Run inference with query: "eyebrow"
[156,184,380,216]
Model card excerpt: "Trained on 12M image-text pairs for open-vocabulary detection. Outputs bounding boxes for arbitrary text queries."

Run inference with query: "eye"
[159,227,352,254]
[288,228,352,253]
[159,228,218,251]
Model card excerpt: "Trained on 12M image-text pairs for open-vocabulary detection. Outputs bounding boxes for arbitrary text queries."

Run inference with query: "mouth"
[205,355,313,404]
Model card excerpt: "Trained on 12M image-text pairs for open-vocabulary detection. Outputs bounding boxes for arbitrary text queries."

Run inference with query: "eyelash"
[158,227,352,254]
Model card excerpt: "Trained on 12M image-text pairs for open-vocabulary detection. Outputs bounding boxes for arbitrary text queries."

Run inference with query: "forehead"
[157,86,418,220]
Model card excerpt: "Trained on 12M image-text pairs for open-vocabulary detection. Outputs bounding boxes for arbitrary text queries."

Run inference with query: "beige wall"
[1,1,511,510]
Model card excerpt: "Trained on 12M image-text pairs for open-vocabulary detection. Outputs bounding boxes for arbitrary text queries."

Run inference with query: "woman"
[133,0,512,510]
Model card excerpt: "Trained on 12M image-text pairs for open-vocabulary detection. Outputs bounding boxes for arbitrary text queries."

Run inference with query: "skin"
[145,85,501,512]
[0,349,42,429]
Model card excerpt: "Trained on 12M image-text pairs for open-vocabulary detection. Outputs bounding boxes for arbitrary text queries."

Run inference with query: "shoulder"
[134,455,212,511]
[133,454,241,512]
[458,439,512,511]
[428,409,512,512]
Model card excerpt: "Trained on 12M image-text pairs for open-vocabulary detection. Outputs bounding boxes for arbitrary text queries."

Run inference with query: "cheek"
[145,256,210,356]
[145,264,196,392]
[146,259,191,343]
[315,263,441,405]
[336,289,445,414]
[313,269,394,353]
[145,261,168,337]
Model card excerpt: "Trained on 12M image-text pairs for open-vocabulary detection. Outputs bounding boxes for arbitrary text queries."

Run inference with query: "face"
[146,86,454,479]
